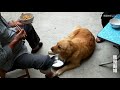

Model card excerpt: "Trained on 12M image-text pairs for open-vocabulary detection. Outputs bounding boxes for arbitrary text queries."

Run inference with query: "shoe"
[40,68,55,78]
[45,75,59,78]
[40,56,58,78]
[96,37,105,43]
[31,42,43,53]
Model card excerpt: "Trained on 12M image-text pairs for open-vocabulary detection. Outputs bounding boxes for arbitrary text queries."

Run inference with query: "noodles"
[21,14,32,20]
[20,13,34,24]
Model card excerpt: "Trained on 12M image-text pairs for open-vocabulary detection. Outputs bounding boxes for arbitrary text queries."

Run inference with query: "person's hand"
[13,29,27,41]
[8,20,24,27]
[9,29,27,49]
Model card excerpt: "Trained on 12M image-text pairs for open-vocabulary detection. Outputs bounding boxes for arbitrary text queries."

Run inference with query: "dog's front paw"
[55,70,63,76]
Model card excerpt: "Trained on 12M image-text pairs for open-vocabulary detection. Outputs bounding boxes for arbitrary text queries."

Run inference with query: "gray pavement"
[1,12,120,78]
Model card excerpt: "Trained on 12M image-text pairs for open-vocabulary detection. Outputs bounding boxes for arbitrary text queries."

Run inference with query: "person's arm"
[8,20,24,27]
[9,29,27,49]
[0,29,26,66]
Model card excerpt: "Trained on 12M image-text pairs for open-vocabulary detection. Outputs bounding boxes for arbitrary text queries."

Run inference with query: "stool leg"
[99,45,120,67]
[99,61,113,66]
[25,69,30,78]
[17,69,30,78]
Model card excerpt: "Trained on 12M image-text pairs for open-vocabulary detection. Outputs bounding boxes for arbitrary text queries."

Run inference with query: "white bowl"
[109,18,120,29]
[52,60,64,67]
[19,13,34,24]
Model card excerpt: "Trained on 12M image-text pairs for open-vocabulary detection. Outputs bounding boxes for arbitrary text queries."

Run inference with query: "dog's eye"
[58,46,61,49]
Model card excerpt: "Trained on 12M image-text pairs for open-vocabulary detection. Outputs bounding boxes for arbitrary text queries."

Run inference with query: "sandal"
[96,37,105,43]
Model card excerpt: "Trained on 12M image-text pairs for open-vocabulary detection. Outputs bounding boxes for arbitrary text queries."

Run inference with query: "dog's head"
[51,39,75,61]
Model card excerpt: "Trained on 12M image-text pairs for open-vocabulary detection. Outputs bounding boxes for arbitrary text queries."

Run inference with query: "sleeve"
[0,42,13,66]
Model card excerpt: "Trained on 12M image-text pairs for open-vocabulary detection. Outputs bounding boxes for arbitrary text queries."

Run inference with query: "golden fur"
[51,26,95,76]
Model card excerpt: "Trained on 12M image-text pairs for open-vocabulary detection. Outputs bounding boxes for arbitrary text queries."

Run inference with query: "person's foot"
[96,37,105,43]
[40,68,56,78]
[31,42,43,53]
[45,75,59,78]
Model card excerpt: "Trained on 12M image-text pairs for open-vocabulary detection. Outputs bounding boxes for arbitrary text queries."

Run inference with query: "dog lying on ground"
[50,26,95,76]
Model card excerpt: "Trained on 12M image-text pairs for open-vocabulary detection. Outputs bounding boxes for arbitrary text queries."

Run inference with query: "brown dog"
[51,26,95,76]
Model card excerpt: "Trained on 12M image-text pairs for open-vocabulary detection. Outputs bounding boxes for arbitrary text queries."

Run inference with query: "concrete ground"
[1,12,120,78]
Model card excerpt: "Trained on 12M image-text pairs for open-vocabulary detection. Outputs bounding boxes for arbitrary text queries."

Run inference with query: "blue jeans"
[22,24,40,49]
[12,53,55,70]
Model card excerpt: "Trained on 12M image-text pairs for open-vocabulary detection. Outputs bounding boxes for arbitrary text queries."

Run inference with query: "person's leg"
[96,13,113,43]
[23,24,43,53]
[12,53,56,78]
[96,37,104,43]
[101,14,113,27]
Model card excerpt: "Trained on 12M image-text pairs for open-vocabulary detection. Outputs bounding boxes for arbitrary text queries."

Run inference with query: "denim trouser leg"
[12,53,55,70]
[23,24,40,49]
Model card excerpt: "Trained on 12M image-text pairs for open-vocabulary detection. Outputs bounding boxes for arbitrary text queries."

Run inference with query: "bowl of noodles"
[19,13,34,24]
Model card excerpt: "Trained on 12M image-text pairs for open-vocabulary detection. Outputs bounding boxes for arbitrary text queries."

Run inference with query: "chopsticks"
[12,20,27,39]
[12,20,22,31]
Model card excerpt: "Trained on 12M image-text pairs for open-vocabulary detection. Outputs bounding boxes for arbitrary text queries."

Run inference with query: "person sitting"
[0,13,57,78]
[4,13,43,53]
[96,12,117,43]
